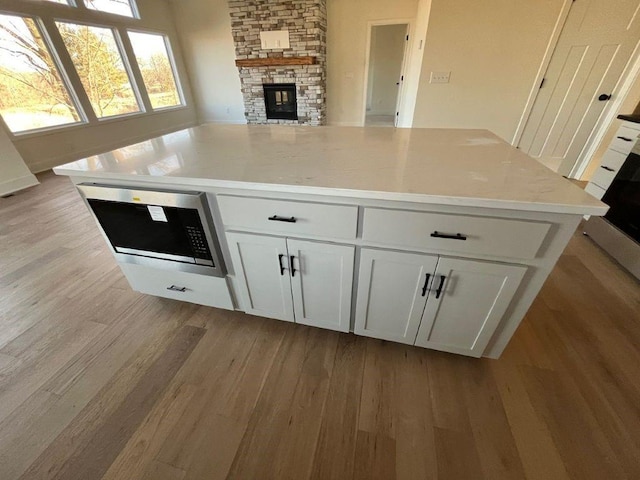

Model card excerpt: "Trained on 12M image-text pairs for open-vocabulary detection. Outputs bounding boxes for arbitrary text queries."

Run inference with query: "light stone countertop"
[53,124,608,215]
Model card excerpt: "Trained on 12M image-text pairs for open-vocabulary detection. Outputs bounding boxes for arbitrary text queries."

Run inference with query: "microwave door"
[87,199,213,265]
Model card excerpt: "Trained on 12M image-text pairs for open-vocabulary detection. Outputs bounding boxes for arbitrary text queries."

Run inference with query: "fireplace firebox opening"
[263,83,298,120]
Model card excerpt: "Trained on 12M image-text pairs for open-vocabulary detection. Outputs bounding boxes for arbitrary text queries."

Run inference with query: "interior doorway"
[517,0,640,176]
[364,23,409,127]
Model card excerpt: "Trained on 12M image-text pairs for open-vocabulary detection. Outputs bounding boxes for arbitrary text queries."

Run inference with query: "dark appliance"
[584,143,640,280]
[77,183,225,277]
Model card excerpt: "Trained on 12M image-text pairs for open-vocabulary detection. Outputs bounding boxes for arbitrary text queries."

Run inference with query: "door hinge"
[539,78,546,89]
[406,35,409,41]
[396,111,399,116]
[401,75,404,81]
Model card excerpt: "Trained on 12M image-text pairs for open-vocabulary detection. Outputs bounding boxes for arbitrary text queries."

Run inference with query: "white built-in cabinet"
[215,195,554,358]
[226,232,354,332]
[355,249,526,357]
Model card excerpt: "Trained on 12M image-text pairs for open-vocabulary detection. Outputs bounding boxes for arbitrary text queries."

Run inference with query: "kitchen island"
[54,124,607,358]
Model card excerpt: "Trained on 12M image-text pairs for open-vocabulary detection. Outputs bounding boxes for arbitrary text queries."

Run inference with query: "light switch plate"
[260,30,290,49]
[430,71,450,84]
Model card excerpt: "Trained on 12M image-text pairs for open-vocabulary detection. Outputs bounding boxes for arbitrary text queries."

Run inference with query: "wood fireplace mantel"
[235,56,317,67]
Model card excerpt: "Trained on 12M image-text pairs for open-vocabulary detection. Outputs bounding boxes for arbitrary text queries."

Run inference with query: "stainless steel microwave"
[77,183,226,277]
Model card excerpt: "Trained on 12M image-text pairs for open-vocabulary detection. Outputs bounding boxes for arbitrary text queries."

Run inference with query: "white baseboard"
[29,121,198,173]
[0,174,39,197]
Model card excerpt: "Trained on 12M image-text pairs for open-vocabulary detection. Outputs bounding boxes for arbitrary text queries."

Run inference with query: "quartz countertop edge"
[52,124,609,216]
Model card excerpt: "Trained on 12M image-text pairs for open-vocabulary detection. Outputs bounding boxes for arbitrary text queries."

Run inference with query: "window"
[128,32,182,109]
[56,22,141,118]
[0,14,82,133]
[84,0,137,18]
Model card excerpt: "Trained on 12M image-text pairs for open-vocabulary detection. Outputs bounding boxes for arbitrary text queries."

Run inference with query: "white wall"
[0,127,38,196]
[3,0,198,172]
[366,24,407,116]
[411,0,564,142]
[327,0,419,126]
[169,0,246,124]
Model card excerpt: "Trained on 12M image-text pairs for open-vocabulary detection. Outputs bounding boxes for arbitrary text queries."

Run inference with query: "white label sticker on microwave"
[147,205,168,222]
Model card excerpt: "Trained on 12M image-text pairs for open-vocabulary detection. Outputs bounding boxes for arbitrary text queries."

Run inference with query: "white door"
[518,0,640,175]
[226,232,294,322]
[354,248,438,344]
[287,239,354,332]
[415,258,526,357]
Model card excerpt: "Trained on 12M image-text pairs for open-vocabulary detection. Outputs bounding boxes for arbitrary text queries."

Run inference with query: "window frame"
[0,0,187,140]
[55,18,147,120]
[126,28,186,111]
[0,10,88,135]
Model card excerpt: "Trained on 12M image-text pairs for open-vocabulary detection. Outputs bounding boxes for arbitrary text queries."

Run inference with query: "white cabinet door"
[226,232,294,322]
[287,239,354,332]
[415,258,526,357]
[354,249,438,344]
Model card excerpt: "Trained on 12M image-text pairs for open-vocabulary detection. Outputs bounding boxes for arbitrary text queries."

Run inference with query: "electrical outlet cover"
[430,71,450,84]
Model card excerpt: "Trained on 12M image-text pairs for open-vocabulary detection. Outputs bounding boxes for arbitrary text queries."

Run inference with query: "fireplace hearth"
[263,84,298,120]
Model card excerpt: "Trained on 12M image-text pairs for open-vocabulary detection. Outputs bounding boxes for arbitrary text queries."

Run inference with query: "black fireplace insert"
[263,83,298,120]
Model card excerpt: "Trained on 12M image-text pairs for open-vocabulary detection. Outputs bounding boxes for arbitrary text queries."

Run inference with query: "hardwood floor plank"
[310,334,366,480]
[25,325,205,480]
[433,426,484,480]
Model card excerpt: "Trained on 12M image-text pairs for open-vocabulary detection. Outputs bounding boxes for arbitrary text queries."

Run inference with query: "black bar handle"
[290,255,296,277]
[434,275,446,299]
[600,165,615,172]
[431,231,467,241]
[278,254,285,275]
[167,285,187,292]
[421,273,431,297]
[616,136,633,142]
[268,215,297,223]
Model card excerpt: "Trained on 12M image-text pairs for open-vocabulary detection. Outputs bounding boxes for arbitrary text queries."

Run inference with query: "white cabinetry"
[585,120,640,199]
[414,257,525,357]
[120,263,234,310]
[226,232,354,332]
[355,249,526,357]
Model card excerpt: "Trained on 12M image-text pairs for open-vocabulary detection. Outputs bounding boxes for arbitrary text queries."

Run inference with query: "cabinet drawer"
[217,195,358,239]
[120,263,234,310]
[590,149,627,189]
[584,182,606,200]
[610,125,640,154]
[362,208,551,259]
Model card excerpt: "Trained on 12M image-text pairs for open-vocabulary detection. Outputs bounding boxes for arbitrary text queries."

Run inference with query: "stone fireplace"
[227,0,327,126]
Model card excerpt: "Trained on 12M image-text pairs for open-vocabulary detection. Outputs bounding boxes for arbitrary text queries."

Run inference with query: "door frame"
[361,19,413,127]
[512,0,640,178]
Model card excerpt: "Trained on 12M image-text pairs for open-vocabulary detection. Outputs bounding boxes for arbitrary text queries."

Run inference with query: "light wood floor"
[1,172,640,480]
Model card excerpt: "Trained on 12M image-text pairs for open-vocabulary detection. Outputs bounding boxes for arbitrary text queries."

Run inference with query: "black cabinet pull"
[434,275,446,299]
[268,215,296,223]
[167,285,187,292]
[290,255,296,277]
[616,136,633,142]
[278,254,285,275]
[600,165,615,172]
[598,93,612,101]
[431,231,467,241]
[421,273,431,297]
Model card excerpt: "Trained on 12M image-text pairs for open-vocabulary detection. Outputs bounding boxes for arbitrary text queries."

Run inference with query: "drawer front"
[591,149,627,189]
[120,263,234,310]
[610,125,640,154]
[362,208,551,259]
[217,195,358,239]
[584,182,606,200]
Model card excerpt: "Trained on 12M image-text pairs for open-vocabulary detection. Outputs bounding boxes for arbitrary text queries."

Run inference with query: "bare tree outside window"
[0,14,81,133]
[84,0,136,18]
[128,32,182,109]
[56,22,140,118]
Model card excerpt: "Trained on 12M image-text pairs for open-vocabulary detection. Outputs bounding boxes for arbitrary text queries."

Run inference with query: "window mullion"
[117,27,152,112]
[39,17,98,123]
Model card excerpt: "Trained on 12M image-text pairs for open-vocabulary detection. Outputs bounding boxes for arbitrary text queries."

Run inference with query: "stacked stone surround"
[227,0,327,126]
